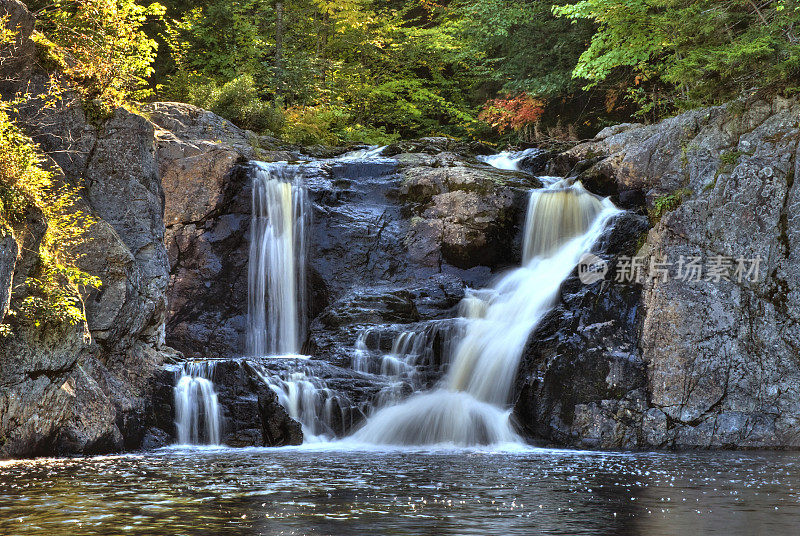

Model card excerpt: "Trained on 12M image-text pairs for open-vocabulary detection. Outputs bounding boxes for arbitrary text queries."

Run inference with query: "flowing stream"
[173,362,222,445]
[247,162,308,357]
[350,181,616,446]
[478,147,547,171]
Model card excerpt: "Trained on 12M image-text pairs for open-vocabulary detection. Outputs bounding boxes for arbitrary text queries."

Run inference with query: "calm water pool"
[1,444,799,535]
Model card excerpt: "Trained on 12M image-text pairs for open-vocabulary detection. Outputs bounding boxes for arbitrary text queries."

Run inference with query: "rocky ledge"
[518,96,800,449]
[5,0,800,457]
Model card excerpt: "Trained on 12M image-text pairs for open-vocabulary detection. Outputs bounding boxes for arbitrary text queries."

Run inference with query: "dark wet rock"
[384,137,466,156]
[251,357,420,436]
[305,278,465,370]
[211,360,303,447]
[513,212,650,449]
[516,148,552,175]
[161,165,251,359]
[140,427,170,450]
[535,96,800,449]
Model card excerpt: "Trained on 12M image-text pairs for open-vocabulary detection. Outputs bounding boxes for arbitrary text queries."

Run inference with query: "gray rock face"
[0,1,173,458]
[145,104,253,358]
[82,108,170,349]
[533,96,800,449]
[0,233,17,320]
[398,160,538,268]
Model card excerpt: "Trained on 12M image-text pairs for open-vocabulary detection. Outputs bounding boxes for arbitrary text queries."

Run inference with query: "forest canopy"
[20,0,800,144]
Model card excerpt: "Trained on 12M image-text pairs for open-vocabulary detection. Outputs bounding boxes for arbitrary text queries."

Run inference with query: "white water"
[174,362,222,445]
[522,182,605,260]
[340,145,387,160]
[249,360,353,442]
[247,162,308,356]
[478,148,546,172]
[352,181,618,446]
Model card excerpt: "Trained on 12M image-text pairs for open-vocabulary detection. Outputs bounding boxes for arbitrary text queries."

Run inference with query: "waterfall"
[478,148,547,172]
[340,145,388,160]
[350,181,618,446]
[250,361,352,441]
[174,362,222,445]
[522,182,605,262]
[247,162,308,356]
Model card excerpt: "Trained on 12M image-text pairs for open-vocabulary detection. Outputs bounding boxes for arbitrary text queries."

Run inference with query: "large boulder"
[0,1,174,458]
[399,161,538,268]
[529,96,800,449]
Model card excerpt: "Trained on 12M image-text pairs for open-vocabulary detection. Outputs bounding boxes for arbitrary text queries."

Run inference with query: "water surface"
[2,445,799,535]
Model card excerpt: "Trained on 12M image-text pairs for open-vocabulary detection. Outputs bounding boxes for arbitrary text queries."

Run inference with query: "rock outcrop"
[145,102,256,358]
[0,1,298,457]
[520,96,800,449]
[0,0,177,457]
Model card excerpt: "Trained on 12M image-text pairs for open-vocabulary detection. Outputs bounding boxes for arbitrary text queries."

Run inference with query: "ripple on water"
[2,449,800,535]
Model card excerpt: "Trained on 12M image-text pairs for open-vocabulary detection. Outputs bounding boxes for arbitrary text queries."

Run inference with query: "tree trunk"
[275,0,284,69]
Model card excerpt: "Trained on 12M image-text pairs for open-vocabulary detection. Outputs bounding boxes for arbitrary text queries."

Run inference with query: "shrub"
[650,188,692,223]
[0,106,100,329]
[282,105,400,146]
[34,0,165,107]
[478,94,546,136]
[185,74,285,134]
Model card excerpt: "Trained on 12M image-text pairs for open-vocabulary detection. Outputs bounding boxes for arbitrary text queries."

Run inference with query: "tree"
[33,0,165,107]
[556,0,800,113]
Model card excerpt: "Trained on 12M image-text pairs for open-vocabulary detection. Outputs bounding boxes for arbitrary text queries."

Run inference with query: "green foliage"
[0,106,100,330]
[720,150,744,171]
[158,0,479,142]
[454,0,592,98]
[556,0,800,113]
[184,74,286,134]
[282,105,400,145]
[33,0,165,106]
[651,188,693,223]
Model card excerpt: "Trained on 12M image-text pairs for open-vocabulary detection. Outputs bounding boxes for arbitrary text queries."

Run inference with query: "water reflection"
[1,447,800,535]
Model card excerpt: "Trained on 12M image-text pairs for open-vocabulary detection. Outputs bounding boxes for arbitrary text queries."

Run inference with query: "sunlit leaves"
[36,0,164,106]
[0,105,100,330]
[556,0,800,110]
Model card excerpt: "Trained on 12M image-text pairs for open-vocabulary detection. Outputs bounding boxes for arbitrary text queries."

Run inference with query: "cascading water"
[249,360,356,441]
[522,181,605,264]
[478,147,547,172]
[350,181,618,446]
[340,145,388,160]
[247,162,308,356]
[174,362,222,445]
